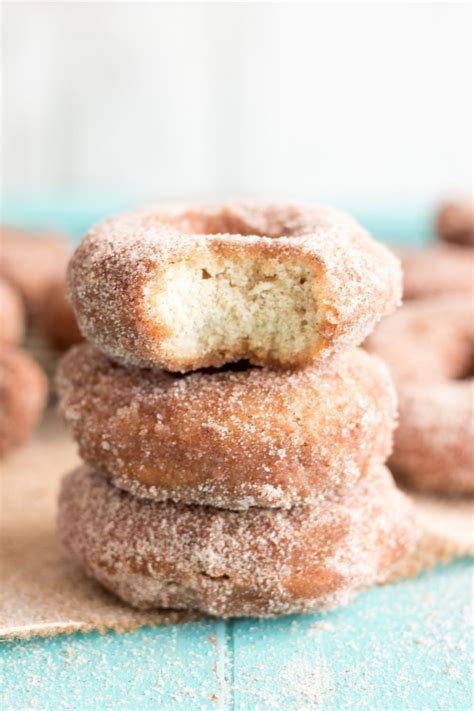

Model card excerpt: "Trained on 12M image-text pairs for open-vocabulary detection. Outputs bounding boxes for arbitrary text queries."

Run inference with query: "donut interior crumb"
[152,256,319,365]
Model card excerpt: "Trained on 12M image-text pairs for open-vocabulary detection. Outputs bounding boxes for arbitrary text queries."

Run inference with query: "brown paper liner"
[0,411,196,640]
[1,411,472,640]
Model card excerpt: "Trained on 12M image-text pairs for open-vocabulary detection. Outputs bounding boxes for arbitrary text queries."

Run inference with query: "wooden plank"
[230,559,473,709]
[3,561,471,709]
[2,620,225,710]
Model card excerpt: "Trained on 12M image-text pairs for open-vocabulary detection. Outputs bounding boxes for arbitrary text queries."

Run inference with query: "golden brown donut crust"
[437,200,474,247]
[57,343,397,509]
[0,346,47,457]
[0,278,24,345]
[0,227,69,316]
[366,296,474,494]
[67,202,401,372]
[58,464,417,618]
[398,245,473,300]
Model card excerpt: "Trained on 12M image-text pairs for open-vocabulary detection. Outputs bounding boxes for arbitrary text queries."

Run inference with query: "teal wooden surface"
[1,198,472,710]
[1,561,473,710]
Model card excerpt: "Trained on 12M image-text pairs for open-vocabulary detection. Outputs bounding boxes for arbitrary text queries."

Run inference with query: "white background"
[2,2,472,205]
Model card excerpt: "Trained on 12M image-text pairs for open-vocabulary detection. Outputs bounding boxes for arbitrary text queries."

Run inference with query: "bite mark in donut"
[67,202,402,372]
[146,255,319,369]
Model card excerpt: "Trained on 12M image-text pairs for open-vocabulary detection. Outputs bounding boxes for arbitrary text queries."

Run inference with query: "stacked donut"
[57,202,417,618]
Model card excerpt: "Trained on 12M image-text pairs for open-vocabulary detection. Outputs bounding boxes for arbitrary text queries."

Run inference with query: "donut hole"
[154,256,319,367]
[169,205,305,239]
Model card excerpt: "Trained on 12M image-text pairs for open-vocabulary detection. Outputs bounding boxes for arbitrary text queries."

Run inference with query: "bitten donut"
[0,346,47,456]
[366,296,474,494]
[0,278,24,345]
[398,245,473,300]
[38,279,82,351]
[67,202,401,371]
[0,226,69,316]
[58,464,417,618]
[57,343,397,509]
[437,200,474,247]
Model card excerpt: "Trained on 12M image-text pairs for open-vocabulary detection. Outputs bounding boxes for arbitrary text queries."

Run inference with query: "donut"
[38,279,83,351]
[366,296,474,494]
[57,343,397,509]
[397,245,473,300]
[437,199,474,247]
[0,226,69,316]
[0,346,47,457]
[0,278,24,345]
[67,202,401,372]
[390,382,473,494]
[58,463,417,618]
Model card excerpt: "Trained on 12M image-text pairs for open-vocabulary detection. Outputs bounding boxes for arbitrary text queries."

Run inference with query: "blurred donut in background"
[366,295,474,495]
[1,223,82,350]
[0,226,69,316]
[0,346,48,457]
[38,279,83,351]
[437,199,474,247]
[0,278,25,345]
[398,245,473,300]
[0,225,82,438]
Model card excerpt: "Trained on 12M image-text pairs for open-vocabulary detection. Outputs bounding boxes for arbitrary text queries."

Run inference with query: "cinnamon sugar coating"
[398,245,473,300]
[437,200,474,247]
[67,202,401,372]
[366,296,474,495]
[57,343,397,509]
[0,227,69,316]
[0,278,24,345]
[0,346,47,457]
[58,464,417,618]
